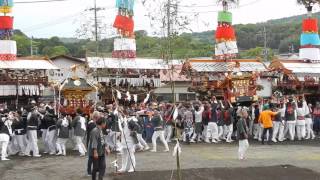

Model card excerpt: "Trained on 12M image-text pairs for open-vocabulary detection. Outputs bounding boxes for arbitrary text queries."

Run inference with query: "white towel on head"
[62,117,69,127]
[143,93,150,104]
[133,94,138,103]
[117,90,122,99]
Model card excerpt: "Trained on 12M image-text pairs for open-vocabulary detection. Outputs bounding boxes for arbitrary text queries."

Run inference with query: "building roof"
[50,55,86,63]
[185,59,267,72]
[61,78,94,90]
[0,58,58,70]
[159,65,190,82]
[270,59,320,74]
[87,57,169,70]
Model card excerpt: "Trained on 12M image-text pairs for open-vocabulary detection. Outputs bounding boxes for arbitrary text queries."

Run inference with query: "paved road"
[0,140,319,180]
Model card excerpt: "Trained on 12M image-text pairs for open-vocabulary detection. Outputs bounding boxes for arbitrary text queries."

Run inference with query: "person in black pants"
[86,111,100,176]
[89,117,109,180]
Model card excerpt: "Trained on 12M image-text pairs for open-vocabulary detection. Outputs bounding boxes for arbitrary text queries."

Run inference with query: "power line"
[15,0,73,4]
[179,0,262,14]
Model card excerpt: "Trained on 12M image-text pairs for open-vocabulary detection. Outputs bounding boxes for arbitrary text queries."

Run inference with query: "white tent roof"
[282,62,320,74]
[87,57,169,70]
[0,59,58,70]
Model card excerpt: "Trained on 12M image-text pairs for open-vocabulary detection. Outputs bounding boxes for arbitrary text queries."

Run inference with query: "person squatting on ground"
[237,108,249,160]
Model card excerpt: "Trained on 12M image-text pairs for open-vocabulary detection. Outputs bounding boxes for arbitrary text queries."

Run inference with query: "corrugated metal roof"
[189,61,267,72]
[0,59,58,70]
[282,62,320,74]
[87,57,169,70]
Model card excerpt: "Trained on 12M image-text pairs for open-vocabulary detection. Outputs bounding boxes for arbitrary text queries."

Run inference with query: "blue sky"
[11,0,318,38]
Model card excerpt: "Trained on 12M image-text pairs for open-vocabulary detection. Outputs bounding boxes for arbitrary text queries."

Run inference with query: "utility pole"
[256,26,268,61]
[88,0,104,56]
[263,26,268,61]
[30,36,33,56]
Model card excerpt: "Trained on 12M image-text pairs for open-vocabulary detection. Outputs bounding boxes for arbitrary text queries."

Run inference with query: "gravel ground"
[0,139,319,180]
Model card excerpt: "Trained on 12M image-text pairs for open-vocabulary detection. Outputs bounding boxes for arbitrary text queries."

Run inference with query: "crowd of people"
[0,95,320,179]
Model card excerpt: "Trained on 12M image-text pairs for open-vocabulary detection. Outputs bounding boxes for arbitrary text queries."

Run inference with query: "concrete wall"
[155,81,195,102]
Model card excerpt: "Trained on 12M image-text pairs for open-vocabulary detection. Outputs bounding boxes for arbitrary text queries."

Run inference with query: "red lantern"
[215,23,236,42]
[0,16,13,29]
[302,18,318,33]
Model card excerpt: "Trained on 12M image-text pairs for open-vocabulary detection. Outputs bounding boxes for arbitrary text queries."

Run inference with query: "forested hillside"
[13,12,320,60]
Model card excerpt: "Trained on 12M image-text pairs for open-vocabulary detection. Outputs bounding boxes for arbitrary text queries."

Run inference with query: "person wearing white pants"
[272,103,285,142]
[191,104,204,143]
[223,102,234,143]
[284,99,297,141]
[237,109,249,160]
[206,122,218,143]
[295,99,308,141]
[119,116,137,173]
[305,104,315,139]
[72,109,87,156]
[43,108,57,155]
[0,115,13,161]
[56,116,70,156]
[164,124,173,143]
[25,108,41,157]
[150,111,169,152]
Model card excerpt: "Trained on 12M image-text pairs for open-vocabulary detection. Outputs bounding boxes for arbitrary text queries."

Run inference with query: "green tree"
[43,46,69,57]
[240,47,274,61]
[13,34,30,56]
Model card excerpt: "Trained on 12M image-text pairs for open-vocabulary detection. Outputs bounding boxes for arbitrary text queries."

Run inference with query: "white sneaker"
[56,153,62,156]
[33,154,41,157]
[150,149,157,152]
[144,146,150,151]
[1,158,10,161]
[80,154,85,157]
[190,139,196,143]
[128,169,134,173]
[212,139,218,143]
[49,152,56,155]
[271,139,277,143]
[205,140,211,144]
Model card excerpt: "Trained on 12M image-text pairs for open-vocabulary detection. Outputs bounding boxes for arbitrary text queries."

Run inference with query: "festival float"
[87,0,168,104]
[182,0,268,103]
[0,0,57,107]
[269,1,320,102]
[57,65,98,116]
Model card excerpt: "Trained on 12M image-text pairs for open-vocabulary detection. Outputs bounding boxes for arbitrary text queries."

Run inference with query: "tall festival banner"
[0,0,16,60]
[215,0,239,60]
[112,0,136,59]
[299,6,320,60]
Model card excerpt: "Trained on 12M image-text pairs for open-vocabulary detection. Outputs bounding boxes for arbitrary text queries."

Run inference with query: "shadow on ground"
[109,165,320,180]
